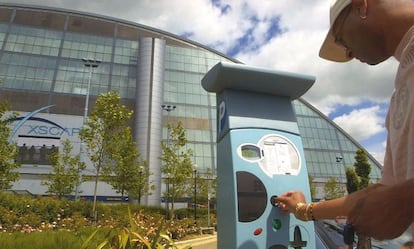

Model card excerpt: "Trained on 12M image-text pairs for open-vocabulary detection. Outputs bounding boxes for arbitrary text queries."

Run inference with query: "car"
[315,220,412,249]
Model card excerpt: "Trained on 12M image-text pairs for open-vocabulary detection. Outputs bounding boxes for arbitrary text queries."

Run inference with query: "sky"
[5,0,400,164]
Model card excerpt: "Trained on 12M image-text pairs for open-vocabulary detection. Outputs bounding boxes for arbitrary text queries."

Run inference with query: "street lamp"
[75,58,101,200]
[207,174,211,227]
[138,166,144,205]
[161,104,176,113]
[161,104,176,216]
[161,104,176,146]
[165,173,170,216]
[193,168,197,224]
[336,155,344,188]
[82,58,102,122]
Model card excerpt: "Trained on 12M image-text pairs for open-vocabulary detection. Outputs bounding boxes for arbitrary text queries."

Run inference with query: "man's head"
[319,0,393,64]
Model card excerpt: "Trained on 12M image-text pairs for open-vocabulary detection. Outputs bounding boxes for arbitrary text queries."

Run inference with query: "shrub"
[0,191,213,247]
[0,228,109,249]
[83,209,192,249]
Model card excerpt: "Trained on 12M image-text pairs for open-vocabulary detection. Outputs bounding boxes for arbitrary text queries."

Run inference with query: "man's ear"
[352,0,368,19]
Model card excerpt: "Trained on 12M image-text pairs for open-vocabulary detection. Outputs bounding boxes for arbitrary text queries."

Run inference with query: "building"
[0,3,382,205]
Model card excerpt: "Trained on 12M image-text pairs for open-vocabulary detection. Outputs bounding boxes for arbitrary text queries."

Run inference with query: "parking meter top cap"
[201,62,315,99]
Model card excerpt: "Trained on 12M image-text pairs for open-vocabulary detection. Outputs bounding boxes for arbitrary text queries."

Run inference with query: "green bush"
[0,227,113,249]
[0,191,214,248]
[83,210,191,249]
[174,208,216,227]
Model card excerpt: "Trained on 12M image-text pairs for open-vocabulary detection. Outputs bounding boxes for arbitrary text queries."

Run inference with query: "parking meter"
[202,62,316,249]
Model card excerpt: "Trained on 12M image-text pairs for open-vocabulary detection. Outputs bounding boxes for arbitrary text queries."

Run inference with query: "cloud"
[332,105,386,142]
[4,0,396,164]
[233,1,397,117]
[367,141,386,165]
[332,104,388,164]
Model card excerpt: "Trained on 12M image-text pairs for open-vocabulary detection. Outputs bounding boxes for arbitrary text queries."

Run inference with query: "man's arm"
[312,183,383,220]
[275,184,384,220]
[275,180,414,240]
[347,179,414,240]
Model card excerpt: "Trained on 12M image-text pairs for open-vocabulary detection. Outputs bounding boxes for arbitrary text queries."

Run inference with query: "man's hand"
[274,191,306,214]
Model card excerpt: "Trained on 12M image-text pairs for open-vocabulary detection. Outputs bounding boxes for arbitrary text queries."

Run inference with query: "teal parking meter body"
[202,62,316,249]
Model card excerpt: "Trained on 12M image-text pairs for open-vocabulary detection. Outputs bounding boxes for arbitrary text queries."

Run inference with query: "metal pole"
[166,174,170,213]
[138,166,143,205]
[161,104,176,216]
[208,192,211,227]
[336,155,344,189]
[161,104,176,146]
[194,169,197,224]
[76,58,101,202]
[83,65,92,123]
[207,176,211,227]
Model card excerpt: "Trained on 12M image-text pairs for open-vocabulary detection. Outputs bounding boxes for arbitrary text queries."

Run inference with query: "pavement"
[175,234,217,249]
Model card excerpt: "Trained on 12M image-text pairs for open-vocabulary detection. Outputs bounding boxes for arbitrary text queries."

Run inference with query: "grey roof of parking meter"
[201,62,315,99]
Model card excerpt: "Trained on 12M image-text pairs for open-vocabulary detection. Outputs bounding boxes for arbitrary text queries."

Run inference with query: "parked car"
[315,220,412,249]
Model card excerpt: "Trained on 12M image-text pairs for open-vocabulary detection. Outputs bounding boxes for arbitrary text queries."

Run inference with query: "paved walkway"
[175,234,217,249]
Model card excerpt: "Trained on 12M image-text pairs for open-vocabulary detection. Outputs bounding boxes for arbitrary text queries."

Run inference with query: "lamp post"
[166,173,170,214]
[336,155,344,188]
[207,175,211,227]
[161,104,176,146]
[161,104,176,216]
[82,58,101,122]
[161,104,176,114]
[138,166,144,205]
[75,58,101,200]
[80,58,101,222]
[193,168,197,224]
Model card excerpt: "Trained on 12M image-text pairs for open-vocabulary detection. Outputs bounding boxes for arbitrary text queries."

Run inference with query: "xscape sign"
[10,105,82,140]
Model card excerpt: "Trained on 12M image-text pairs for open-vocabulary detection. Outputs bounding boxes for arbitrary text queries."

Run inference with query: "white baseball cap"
[319,0,353,62]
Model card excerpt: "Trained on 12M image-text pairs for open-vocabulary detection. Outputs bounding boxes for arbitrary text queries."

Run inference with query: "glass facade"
[0,4,382,203]
[163,45,226,174]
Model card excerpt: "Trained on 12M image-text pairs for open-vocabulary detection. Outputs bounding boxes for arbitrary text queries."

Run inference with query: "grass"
[0,228,118,249]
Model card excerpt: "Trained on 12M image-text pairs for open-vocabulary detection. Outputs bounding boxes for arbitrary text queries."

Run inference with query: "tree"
[353,148,371,189]
[194,168,216,204]
[160,121,193,217]
[0,98,19,191]
[308,175,316,200]
[79,92,133,217]
[346,148,372,193]
[346,148,372,249]
[102,127,154,203]
[324,177,345,200]
[345,167,358,194]
[41,139,85,198]
[129,160,155,205]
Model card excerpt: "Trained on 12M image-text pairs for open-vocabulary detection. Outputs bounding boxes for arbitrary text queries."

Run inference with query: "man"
[275,0,414,241]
